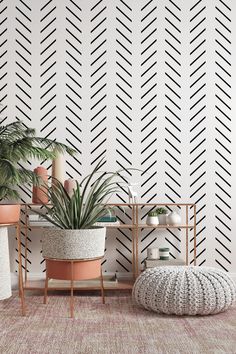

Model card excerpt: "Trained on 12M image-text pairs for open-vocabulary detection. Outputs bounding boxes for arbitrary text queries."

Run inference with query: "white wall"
[1,0,235,275]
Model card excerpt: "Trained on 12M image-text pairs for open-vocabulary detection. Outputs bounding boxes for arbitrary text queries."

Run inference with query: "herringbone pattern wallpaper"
[1,0,235,275]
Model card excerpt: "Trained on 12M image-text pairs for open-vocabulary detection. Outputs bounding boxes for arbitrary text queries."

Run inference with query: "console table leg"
[131,205,135,280]
[17,223,26,316]
[100,267,105,304]
[186,206,189,266]
[193,204,197,266]
[135,205,139,278]
[44,273,48,305]
[70,261,74,318]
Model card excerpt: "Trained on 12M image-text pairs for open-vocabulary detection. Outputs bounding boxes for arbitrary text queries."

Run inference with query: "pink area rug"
[0,292,236,354]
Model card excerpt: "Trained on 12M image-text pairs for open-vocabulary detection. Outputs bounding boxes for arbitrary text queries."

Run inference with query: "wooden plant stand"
[44,257,105,318]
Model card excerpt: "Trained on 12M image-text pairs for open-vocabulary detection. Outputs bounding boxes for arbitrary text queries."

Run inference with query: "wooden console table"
[132,203,197,276]
[17,202,196,315]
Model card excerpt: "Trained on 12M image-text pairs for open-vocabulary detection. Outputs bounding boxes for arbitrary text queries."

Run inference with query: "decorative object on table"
[166,210,181,225]
[159,247,170,260]
[145,258,185,269]
[0,120,74,223]
[94,220,120,227]
[127,183,138,204]
[52,152,65,185]
[33,158,130,279]
[155,207,168,224]
[64,178,77,198]
[133,266,236,315]
[0,227,11,300]
[146,211,159,226]
[147,247,159,260]
[28,214,52,227]
[32,166,48,204]
[94,214,120,226]
[97,212,117,223]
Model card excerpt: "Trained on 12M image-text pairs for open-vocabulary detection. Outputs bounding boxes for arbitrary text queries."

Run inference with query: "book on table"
[97,215,117,222]
[94,221,120,227]
[28,214,121,227]
[94,214,120,227]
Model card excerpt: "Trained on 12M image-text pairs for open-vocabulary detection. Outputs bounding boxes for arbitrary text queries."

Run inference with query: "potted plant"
[33,159,126,280]
[0,120,74,300]
[146,211,159,226]
[155,207,168,225]
[0,120,74,223]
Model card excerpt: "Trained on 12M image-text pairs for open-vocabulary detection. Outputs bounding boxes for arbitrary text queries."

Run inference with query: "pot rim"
[0,203,20,206]
[44,226,106,231]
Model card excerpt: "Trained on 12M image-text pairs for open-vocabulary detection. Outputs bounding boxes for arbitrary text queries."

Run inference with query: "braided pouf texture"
[132,266,236,315]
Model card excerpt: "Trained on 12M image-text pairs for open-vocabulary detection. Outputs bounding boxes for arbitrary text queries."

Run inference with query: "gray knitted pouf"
[132,266,236,315]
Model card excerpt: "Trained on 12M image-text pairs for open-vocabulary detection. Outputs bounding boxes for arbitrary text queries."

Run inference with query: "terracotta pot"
[0,204,21,224]
[46,258,101,280]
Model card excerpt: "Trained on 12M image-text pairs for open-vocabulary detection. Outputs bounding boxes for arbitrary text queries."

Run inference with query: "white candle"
[52,152,65,184]
[147,247,159,260]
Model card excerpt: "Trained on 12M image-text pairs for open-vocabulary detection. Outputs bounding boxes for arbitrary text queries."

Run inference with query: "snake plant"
[155,207,168,215]
[34,159,126,229]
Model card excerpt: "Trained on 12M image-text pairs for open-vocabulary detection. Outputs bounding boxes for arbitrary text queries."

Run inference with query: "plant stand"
[44,257,105,318]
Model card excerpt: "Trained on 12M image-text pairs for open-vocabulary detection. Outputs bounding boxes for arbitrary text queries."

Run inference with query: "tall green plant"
[34,159,126,229]
[0,120,75,200]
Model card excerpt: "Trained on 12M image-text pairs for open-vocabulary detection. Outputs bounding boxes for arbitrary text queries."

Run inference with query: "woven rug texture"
[0,292,235,354]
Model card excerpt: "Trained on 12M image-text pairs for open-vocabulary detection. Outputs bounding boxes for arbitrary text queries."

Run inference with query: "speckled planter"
[42,227,106,260]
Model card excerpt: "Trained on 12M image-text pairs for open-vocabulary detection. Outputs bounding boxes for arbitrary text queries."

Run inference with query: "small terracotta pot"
[0,204,21,224]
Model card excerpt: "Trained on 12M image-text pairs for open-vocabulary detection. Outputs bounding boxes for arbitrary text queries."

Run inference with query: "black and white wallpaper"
[1,0,235,275]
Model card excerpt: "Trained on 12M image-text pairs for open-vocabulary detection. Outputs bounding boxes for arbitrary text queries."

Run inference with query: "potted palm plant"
[0,120,74,223]
[33,159,126,280]
[0,120,74,300]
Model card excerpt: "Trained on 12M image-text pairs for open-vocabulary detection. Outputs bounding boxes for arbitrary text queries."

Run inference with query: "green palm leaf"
[0,120,75,200]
